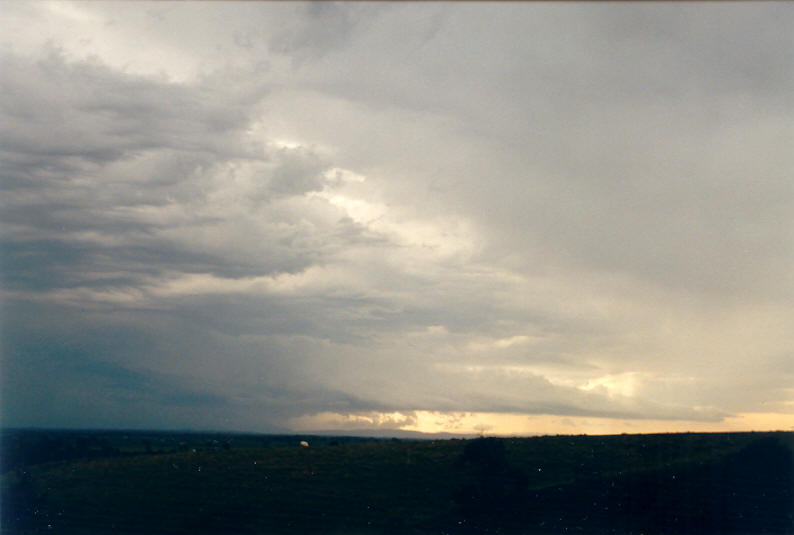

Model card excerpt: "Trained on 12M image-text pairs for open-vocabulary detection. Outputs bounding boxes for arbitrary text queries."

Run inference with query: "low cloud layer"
[2,3,793,434]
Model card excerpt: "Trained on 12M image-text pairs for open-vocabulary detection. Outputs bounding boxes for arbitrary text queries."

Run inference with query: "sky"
[1,2,793,436]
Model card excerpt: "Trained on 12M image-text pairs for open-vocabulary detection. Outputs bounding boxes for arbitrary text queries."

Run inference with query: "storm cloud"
[2,2,792,435]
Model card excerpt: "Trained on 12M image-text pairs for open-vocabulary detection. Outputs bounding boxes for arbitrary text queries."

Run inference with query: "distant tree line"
[1,433,122,473]
[0,430,385,474]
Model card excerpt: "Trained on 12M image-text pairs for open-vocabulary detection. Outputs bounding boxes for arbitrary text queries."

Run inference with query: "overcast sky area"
[1,2,793,436]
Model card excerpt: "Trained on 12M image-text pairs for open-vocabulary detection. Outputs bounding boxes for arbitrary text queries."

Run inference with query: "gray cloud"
[1,3,792,434]
[275,4,794,300]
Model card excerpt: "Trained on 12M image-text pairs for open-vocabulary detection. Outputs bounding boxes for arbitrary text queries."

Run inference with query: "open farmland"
[2,430,792,534]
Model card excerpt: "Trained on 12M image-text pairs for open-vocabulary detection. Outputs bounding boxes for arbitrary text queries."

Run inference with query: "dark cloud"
[268,147,326,197]
[1,51,258,169]
[1,4,792,433]
[0,49,368,295]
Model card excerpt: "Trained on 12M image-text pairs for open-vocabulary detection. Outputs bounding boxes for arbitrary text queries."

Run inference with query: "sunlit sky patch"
[1,2,792,436]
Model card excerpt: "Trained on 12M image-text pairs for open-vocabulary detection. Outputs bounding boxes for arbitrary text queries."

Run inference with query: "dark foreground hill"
[2,430,792,534]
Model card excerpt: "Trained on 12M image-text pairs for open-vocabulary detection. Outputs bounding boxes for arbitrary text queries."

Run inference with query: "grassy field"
[2,430,792,534]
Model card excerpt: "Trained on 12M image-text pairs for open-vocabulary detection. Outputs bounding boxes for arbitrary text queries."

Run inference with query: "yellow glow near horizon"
[406,411,794,435]
[289,410,794,436]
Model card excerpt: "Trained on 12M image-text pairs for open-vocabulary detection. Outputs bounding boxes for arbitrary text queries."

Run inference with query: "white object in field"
[300,440,309,447]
